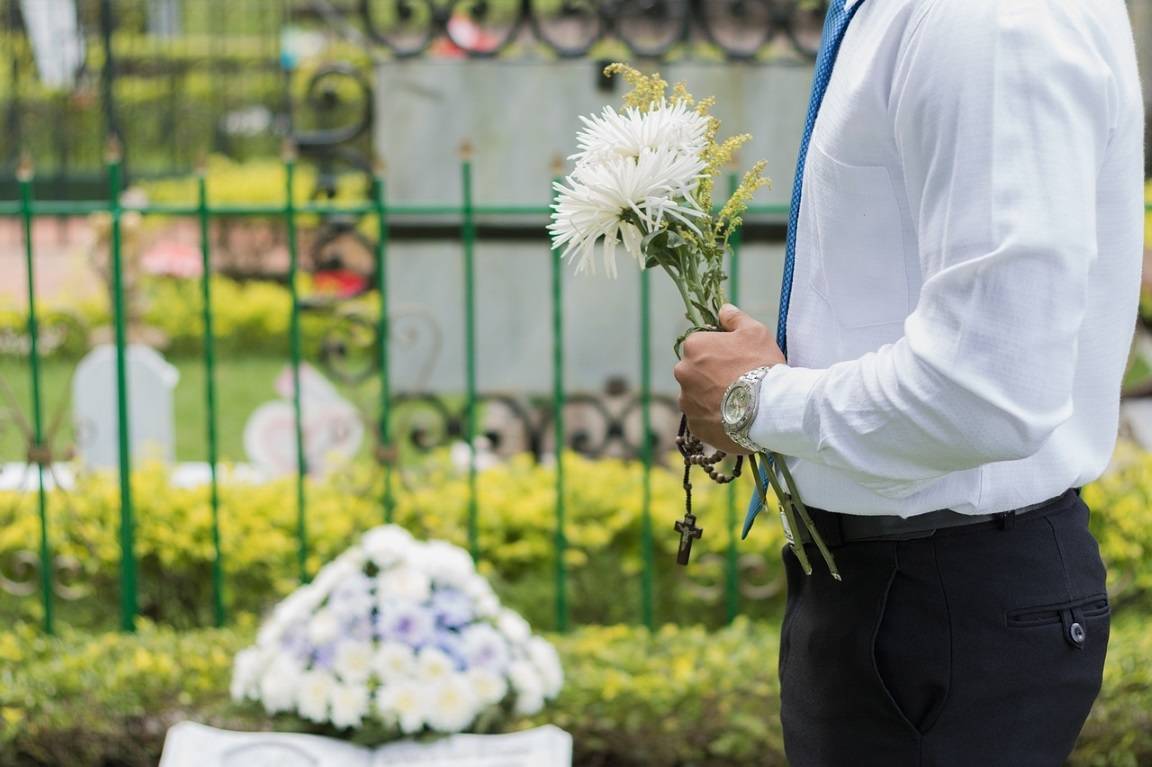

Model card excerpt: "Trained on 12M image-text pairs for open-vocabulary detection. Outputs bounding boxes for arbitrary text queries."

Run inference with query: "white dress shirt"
[748,0,1145,517]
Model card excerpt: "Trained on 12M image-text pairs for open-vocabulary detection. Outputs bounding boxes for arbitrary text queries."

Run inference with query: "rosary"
[672,412,842,580]
[673,413,743,566]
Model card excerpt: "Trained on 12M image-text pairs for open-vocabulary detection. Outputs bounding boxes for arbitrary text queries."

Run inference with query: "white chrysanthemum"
[333,640,375,684]
[462,575,500,618]
[420,540,477,587]
[296,669,336,723]
[426,674,480,733]
[508,660,545,717]
[497,608,532,645]
[362,525,415,568]
[328,574,375,620]
[527,637,564,698]
[307,608,341,646]
[416,646,456,682]
[549,146,706,278]
[230,646,271,702]
[467,667,509,707]
[377,682,427,734]
[333,545,367,571]
[330,682,371,729]
[373,641,416,682]
[377,566,432,603]
[474,592,500,619]
[310,558,360,598]
[259,656,303,715]
[570,101,710,170]
[461,622,511,672]
[259,584,324,646]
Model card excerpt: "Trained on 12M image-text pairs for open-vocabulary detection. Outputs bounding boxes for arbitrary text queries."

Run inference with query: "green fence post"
[283,141,309,582]
[725,171,743,623]
[460,142,479,561]
[640,267,654,631]
[372,160,395,524]
[18,154,53,635]
[106,138,137,632]
[197,165,226,627]
[549,162,568,633]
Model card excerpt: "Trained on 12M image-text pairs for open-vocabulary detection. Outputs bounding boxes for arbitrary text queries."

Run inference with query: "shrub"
[1082,442,1152,609]
[1,613,1149,767]
[0,453,788,631]
[3,445,1151,632]
[0,274,367,360]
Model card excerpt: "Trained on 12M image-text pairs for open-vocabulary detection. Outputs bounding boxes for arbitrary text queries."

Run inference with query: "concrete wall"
[383,240,786,397]
[372,61,807,396]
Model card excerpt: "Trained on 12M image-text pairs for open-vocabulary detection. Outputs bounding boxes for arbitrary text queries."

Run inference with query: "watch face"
[723,384,752,426]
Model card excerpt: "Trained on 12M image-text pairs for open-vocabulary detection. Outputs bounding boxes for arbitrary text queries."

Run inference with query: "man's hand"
[673,303,786,454]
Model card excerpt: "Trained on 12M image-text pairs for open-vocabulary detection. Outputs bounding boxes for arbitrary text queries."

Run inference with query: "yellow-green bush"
[1,614,1149,767]
[144,155,370,211]
[1083,442,1152,608]
[0,453,786,631]
[3,445,1150,631]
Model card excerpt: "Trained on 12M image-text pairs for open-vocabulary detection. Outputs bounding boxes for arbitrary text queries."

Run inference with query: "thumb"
[719,303,755,332]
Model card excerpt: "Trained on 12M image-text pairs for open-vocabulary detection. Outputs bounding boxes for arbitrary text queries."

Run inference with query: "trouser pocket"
[1006,593,1110,649]
[871,540,952,736]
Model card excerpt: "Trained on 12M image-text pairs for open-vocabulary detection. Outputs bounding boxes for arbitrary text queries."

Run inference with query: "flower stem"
[760,452,812,576]
[777,456,841,581]
[660,262,705,328]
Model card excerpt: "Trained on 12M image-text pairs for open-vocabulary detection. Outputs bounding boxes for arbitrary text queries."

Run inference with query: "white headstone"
[159,722,573,767]
[73,344,180,469]
[243,363,364,478]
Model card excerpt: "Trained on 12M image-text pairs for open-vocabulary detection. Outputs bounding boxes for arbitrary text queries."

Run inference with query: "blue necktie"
[742,0,865,539]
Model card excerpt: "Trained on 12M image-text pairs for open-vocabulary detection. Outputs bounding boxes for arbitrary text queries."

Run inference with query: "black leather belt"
[789,486,1082,547]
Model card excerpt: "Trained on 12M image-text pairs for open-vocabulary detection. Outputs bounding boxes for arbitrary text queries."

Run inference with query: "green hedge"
[3,445,1151,633]
[0,454,788,631]
[0,274,366,360]
[1,614,1149,767]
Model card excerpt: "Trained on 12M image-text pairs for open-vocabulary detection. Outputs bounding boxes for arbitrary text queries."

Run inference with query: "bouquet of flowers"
[549,63,839,580]
[231,525,564,740]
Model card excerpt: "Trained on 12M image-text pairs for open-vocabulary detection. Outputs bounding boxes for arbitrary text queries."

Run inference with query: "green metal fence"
[9,145,1152,637]
[2,141,797,637]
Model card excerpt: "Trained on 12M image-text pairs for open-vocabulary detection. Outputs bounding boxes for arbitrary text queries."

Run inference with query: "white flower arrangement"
[231,526,563,740]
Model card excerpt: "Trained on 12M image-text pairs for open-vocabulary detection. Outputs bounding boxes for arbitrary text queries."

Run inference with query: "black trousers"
[778,488,1110,767]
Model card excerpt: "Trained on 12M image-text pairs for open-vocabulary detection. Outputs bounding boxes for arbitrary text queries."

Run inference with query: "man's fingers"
[719,303,756,332]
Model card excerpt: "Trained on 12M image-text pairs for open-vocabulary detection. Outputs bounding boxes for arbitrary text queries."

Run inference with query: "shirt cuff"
[746,363,825,458]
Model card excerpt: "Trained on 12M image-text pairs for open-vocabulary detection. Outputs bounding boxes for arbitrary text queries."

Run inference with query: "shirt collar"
[844,0,865,9]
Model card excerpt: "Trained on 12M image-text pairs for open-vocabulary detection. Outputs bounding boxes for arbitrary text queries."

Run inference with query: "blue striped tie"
[742,0,866,539]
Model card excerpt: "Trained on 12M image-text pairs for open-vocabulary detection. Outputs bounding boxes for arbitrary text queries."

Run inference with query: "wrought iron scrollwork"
[382,386,684,462]
[0,550,88,600]
[292,64,378,295]
[358,0,828,60]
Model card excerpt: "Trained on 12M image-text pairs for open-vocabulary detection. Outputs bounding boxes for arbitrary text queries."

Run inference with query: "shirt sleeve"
[747,0,1117,499]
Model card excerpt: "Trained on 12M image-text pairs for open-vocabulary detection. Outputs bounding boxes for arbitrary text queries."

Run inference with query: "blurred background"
[1,2,1151,765]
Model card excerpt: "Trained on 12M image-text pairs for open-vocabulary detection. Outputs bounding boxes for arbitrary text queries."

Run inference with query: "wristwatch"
[721,365,773,453]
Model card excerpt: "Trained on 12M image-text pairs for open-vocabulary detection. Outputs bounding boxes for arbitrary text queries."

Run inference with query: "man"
[673,0,1144,764]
